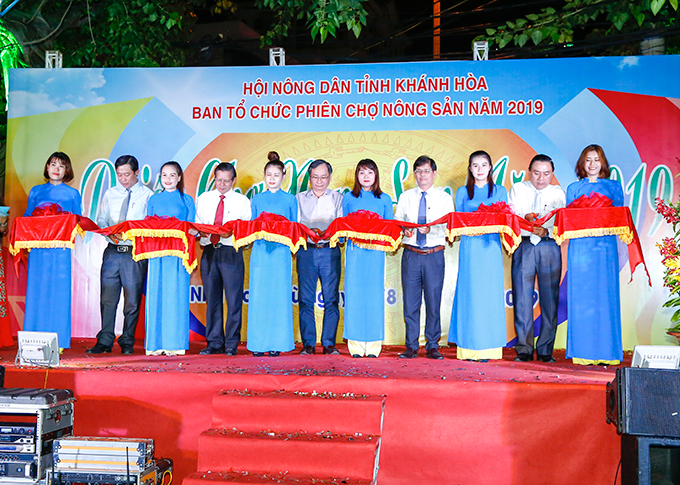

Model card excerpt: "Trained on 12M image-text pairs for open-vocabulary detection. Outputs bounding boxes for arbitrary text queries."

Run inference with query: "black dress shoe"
[120,346,134,355]
[399,348,418,359]
[268,351,280,357]
[225,348,238,356]
[323,345,340,355]
[199,347,224,355]
[514,353,533,362]
[537,354,556,363]
[352,354,362,358]
[300,345,315,355]
[367,354,378,358]
[426,349,444,360]
[86,343,112,354]
[252,352,265,357]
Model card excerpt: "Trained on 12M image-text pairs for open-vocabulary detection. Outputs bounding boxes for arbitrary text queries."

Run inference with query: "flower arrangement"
[655,197,680,332]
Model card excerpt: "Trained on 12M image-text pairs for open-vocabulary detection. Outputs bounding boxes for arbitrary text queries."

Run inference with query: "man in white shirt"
[395,155,454,359]
[508,154,566,363]
[195,163,251,355]
[87,155,154,355]
[296,160,343,355]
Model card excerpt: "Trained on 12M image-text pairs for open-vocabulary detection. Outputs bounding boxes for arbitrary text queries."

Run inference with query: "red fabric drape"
[228,212,319,253]
[9,204,98,273]
[8,197,650,285]
[95,216,222,274]
[446,201,530,254]
[534,193,650,285]
[322,210,406,251]
[322,204,529,254]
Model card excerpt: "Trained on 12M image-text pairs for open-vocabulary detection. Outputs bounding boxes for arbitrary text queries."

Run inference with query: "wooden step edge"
[216,389,386,403]
[201,427,380,444]
[183,470,374,484]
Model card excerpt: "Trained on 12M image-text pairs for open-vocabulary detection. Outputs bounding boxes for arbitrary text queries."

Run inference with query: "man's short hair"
[308,159,333,175]
[115,155,139,172]
[214,162,236,179]
[414,155,436,172]
[529,154,554,171]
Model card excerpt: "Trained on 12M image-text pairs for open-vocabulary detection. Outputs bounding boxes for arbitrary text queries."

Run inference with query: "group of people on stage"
[19,144,625,365]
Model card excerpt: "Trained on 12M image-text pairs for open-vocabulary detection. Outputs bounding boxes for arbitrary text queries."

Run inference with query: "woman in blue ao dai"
[565,145,624,365]
[248,151,298,357]
[449,150,508,361]
[342,159,393,358]
[24,152,81,349]
[145,161,196,356]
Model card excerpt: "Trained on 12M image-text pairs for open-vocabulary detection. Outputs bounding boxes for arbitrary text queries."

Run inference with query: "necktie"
[118,188,131,223]
[211,195,225,245]
[417,191,427,248]
[530,189,543,246]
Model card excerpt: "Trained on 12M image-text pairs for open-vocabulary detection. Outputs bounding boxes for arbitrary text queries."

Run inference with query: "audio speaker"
[606,367,680,437]
[621,434,680,485]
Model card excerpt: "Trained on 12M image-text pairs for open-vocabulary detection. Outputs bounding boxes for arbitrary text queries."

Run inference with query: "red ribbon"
[9,204,99,274]
[96,216,227,273]
[534,193,650,285]
[226,212,320,252]
[322,204,529,254]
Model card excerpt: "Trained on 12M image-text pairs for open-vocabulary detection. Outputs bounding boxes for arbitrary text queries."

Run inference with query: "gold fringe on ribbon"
[9,240,74,255]
[9,223,87,256]
[447,225,522,254]
[122,228,188,244]
[72,224,86,242]
[232,230,307,254]
[552,226,633,245]
[130,248,199,274]
[328,230,402,252]
[122,228,196,274]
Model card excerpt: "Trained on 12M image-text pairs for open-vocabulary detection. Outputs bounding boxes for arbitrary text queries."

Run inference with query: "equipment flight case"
[0,388,75,484]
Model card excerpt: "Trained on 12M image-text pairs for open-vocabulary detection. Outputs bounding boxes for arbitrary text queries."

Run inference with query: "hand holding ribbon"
[531,193,650,285]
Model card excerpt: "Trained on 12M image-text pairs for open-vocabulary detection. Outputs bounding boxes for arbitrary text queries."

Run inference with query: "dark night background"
[184,0,572,66]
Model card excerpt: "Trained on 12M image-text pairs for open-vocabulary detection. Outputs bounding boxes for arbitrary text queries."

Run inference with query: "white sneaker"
[145,350,163,356]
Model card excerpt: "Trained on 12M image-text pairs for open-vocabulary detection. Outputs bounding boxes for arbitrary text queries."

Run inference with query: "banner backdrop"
[5,56,678,349]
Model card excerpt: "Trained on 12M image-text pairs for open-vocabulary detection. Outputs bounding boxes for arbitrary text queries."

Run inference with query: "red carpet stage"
[0,341,625,485]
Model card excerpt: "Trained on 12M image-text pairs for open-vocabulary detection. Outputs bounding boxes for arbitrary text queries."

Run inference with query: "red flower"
[655,198,680,224]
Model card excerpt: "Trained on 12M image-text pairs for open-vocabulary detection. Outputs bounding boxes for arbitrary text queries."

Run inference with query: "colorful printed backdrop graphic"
[5,56,679,349]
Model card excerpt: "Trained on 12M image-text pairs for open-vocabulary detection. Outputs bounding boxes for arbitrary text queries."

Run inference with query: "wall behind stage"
[5,56,678,350]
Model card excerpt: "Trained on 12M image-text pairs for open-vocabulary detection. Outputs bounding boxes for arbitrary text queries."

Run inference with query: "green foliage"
[56,0,200,67]
[2,0,204,68]
[0,0,205,201]
[255,0,368,45]
[477,0,680,51]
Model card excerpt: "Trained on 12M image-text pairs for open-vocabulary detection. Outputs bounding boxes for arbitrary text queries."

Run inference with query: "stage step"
[182,389,385,485]
[211,389,385,435]
[197,428,380,481]
[183,470,373,484]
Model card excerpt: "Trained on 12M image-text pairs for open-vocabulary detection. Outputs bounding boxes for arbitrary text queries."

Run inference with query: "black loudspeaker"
[0,365,4,387]
[606,367,680,438]
[621,434,680,485]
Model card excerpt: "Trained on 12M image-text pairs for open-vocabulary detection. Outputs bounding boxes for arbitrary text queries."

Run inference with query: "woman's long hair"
[351,159,383,198]
[466,150,494,200]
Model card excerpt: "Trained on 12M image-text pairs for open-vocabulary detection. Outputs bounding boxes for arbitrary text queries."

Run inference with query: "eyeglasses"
[311,175,329,181]
[215,178,234,184]
[414,169,433,175]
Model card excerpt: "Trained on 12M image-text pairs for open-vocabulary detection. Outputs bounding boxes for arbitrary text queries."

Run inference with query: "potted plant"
[655,197,680,343]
